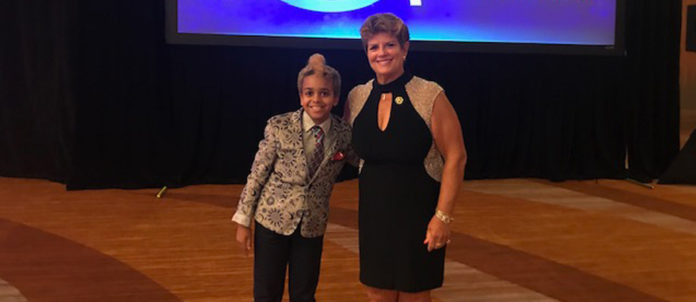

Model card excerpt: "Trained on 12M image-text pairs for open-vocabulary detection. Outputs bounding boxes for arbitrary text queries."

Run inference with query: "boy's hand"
[236,224,253,257]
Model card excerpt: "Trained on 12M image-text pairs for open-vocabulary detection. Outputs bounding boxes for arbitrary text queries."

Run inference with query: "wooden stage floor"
[2,176,696,302]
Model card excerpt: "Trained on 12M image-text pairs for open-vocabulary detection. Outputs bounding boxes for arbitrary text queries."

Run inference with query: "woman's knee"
[365,286,397,302]
[398,290,431,302]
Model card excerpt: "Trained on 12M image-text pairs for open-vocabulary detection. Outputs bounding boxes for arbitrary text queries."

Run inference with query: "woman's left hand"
[424,216,451,252]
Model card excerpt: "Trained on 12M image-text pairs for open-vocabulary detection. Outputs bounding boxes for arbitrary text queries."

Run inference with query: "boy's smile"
[300,74,338,124]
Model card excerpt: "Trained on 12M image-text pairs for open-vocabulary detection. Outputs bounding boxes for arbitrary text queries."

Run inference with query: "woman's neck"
[376,69,405,85]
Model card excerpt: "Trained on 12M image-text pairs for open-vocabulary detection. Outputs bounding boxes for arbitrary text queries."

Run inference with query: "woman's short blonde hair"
[359,13,410,51]
[297,53,341,96]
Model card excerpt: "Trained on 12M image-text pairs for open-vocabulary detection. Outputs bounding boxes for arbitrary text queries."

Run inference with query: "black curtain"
[623,0,682,182]
[0,0,681,189]
[0,0,76,183]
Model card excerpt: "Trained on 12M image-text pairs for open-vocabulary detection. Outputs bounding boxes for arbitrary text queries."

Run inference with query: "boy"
[232,53,356,302]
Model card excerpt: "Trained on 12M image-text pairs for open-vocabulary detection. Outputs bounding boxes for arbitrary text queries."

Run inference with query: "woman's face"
[366,32,409,83]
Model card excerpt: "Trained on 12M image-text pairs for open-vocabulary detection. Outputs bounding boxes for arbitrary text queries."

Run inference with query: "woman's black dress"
[351,73,444,292]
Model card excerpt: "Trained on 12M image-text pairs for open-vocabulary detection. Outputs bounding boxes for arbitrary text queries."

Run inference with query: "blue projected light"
[175,0,618,49]
[280,0,380,12]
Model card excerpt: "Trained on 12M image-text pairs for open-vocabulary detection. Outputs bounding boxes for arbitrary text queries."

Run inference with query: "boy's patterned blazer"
[232,108,357,237]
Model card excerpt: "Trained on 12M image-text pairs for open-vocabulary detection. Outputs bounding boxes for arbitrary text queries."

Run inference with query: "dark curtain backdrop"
[0,0,681,189]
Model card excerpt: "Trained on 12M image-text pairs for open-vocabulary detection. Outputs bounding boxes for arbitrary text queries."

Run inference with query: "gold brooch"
[394,96,404,105]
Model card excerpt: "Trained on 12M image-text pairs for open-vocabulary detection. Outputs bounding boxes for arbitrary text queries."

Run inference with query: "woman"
[344,13,467,302]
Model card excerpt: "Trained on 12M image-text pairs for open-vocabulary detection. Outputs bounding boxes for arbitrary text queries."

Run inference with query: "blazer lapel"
[286,109,309,182]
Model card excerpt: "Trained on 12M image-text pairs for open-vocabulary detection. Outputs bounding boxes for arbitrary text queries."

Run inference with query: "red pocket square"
[332,151,345,161]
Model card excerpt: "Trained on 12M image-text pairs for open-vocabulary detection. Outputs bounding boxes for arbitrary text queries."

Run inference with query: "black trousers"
[254,221,324,302]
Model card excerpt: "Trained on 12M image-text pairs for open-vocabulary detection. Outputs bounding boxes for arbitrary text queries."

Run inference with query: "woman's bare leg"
[365,286,398,302]
[398,290,431,302]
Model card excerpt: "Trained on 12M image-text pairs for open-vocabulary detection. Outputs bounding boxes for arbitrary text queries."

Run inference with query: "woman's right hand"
[236,224,253,257]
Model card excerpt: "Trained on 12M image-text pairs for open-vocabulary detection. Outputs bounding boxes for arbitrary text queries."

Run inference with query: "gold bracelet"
[435,209,454,224]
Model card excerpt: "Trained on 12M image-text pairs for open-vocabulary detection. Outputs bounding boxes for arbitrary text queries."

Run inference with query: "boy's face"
[300,74,338,124]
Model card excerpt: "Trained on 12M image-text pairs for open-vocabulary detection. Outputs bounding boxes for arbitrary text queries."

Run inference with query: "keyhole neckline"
[373,72,413,94]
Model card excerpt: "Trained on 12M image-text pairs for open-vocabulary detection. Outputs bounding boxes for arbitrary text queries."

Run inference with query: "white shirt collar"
[302,111,332,134]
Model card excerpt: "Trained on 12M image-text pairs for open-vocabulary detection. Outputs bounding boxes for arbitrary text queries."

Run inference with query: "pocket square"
[331,151,345,161]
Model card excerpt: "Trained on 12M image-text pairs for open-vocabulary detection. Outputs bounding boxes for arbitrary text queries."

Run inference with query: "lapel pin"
[394,96,404,105]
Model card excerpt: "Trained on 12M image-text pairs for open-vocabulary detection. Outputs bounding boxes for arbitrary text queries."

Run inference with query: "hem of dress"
[359,278,443,293]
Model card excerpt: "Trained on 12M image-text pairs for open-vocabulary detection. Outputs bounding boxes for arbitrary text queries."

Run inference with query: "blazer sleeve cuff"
[231,212,252,227]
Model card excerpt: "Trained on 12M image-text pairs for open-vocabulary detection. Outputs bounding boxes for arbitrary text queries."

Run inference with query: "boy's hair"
[359,13,410,51]
[297,53,341,96]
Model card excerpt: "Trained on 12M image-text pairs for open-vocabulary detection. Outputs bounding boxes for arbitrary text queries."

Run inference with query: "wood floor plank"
[0,278,27,302]
[460,179,696,301]
[2,177,696,301]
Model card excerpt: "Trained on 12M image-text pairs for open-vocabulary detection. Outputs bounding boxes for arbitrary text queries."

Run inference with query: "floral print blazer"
[232,109,357,238]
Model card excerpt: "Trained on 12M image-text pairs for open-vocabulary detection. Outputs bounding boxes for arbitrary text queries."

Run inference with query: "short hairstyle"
[297,53,341,96]
[359,13,410,51]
